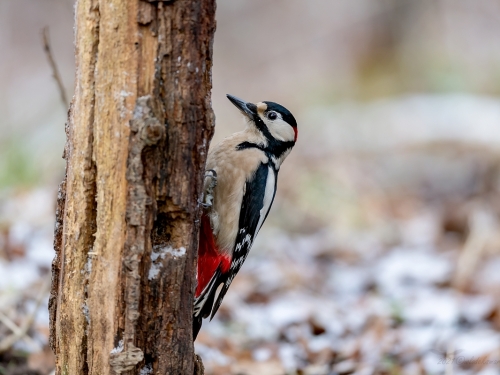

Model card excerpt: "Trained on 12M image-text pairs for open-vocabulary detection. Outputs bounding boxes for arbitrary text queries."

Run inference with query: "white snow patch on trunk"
[148,245,187,280]
[139,364,153,375]
[110,339,124,354]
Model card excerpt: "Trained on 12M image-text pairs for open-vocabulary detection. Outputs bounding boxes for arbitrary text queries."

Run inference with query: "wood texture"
[49,0,216,374]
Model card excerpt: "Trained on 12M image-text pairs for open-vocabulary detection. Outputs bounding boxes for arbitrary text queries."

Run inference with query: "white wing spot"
[235,234,252,253]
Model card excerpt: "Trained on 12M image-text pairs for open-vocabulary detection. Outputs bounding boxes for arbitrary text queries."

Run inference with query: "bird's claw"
[205,170,217,188]
[200,201,212,209]
[202,170,217,208]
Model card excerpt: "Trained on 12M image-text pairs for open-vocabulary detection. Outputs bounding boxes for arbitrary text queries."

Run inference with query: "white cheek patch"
[267,118,296,142]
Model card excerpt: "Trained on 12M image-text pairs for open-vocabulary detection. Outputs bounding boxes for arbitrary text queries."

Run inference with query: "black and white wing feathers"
[210,161,277,319]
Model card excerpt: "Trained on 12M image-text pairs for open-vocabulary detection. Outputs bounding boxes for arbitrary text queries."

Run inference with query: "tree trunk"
[49,0,216,374]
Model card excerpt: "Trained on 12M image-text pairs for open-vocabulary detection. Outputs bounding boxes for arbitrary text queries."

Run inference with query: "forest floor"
[1,97,500,374]
[195,142,500,375]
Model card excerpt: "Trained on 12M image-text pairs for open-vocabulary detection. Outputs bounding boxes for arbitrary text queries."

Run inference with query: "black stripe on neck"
[236,142,264,152]
[253,117,295,158]
[236,141,291,171]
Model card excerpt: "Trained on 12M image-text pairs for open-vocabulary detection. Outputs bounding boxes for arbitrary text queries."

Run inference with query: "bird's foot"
[205,170,217,189]
[201,170,217,208]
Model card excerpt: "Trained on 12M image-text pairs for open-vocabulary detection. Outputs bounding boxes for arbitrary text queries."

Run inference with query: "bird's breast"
[205,144,268,254]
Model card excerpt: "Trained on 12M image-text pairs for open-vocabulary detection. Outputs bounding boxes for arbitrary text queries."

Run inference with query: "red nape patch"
[293,127,298,142]
[196,213,231,297]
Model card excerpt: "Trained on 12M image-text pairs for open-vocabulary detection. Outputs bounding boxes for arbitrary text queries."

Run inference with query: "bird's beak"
[226,94,257,119]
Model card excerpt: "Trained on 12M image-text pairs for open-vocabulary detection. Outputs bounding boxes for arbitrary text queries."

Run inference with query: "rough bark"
[49,0,216,374]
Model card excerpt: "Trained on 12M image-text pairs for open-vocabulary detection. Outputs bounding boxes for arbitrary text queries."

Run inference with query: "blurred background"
[1,0,500,374]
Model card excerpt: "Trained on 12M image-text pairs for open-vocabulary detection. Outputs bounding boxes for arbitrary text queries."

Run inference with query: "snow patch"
[139,364,152,375]
[403,290,459,325]
[0,259,40,290]
[195,343,231,366]
[81,303,90,324]
[253,347,272,362]
[151,245,186,261]
[120,90,133,98]
[148,263,161,281]
[376,248,452,297]
[85,253,92,274]
[453,329,500,358]
[110,339,124,354]
[149,245,186,280]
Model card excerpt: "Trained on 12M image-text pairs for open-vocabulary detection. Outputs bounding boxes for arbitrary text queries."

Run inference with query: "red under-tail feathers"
[196,213,231,297]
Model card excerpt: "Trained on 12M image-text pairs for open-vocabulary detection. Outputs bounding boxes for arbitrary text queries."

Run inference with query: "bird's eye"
[267,111,278,120]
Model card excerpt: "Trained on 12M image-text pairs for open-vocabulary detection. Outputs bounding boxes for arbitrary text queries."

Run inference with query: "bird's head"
[226,94,298,145]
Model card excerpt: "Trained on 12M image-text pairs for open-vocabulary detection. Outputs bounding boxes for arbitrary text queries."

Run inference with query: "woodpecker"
[193,94,298,339]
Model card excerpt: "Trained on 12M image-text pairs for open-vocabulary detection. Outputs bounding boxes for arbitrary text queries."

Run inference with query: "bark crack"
[111,96,165,374]
[50,1,100,374]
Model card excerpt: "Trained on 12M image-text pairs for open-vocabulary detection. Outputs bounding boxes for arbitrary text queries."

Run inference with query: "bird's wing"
[209,162,277,319]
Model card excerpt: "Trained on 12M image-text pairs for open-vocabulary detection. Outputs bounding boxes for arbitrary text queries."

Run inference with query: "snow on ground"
[197,218,500,375]
[2,96,500,374]
[0,188,55,372]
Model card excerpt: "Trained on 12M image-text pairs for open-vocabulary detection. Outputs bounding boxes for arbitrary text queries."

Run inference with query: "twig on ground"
[0,310,39,349]
[0,276,51,353]
[42,26,69,109]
